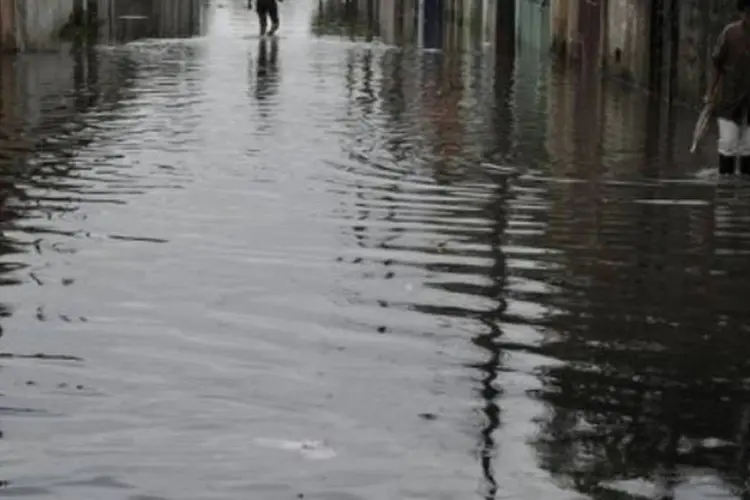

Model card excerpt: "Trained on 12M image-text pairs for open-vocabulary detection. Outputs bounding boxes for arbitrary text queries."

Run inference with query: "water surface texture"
[0,1,749,499]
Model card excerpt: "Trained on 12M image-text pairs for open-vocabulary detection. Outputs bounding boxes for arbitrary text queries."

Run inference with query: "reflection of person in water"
[247,0,282,37]
[253,37,280,104]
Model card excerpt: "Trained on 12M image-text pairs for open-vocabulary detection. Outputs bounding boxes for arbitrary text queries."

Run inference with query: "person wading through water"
[248,0,282,37]
[708,0,750,175]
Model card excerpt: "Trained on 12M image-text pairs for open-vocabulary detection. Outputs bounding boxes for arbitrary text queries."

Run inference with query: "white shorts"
[718,118,750,156]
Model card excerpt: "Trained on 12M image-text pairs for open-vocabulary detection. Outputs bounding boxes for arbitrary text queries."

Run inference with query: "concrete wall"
[515,0,549,50]
[522,0,741,105]
[1,0,202,51]
[16,0,76,51]
[377,0,420,45]
[603,0,650,84]
[673,0,735,103]
[0,0,76,52]
[153,0,200,38]
[0,0,17,50]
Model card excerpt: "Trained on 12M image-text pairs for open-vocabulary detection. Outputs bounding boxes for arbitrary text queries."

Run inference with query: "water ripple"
[0,1,748,499]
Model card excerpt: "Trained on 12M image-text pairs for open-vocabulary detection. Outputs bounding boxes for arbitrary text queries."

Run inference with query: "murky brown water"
[1,1,750,499]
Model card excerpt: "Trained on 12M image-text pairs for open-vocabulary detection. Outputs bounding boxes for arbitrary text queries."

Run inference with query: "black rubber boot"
[719,154,737,175]
[741,156,750,176]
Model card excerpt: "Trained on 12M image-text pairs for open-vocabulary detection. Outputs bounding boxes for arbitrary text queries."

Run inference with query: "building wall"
[673,0,735,103]
[549,0,573,54]
[153,0,200,38]
[15,0,76,51]
[515,0,549,50]
[603,0,650,83]
[523,0,740,105]
[0,0,17,50]
[2,0,203,51]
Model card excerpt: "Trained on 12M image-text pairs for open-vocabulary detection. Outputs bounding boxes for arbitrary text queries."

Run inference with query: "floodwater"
[0,1,749,499]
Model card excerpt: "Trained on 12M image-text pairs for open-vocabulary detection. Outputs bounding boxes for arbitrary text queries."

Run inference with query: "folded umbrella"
[690,80,721,154]
[690,102,713,154]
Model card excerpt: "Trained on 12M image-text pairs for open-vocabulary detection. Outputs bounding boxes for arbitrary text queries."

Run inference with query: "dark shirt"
[713,20,750,123]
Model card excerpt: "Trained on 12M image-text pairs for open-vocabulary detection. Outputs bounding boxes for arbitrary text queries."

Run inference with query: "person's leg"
[257,6,268,36]
[267,3,279,35]
[718,118,740,175]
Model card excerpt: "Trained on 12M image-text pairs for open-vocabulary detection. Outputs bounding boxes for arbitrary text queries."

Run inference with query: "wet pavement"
[1,1,750,499]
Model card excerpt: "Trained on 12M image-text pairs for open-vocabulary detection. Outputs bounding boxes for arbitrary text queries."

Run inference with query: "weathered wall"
[518,0,741,105]
[674,0,735,103]
[549,0,569,54]
[16,0,76,51]
[153,0,200,38]
[603,0,650,84]
[515,0,549,50]
[548,0,601,65]
[95,0,202,42]
[675,0,711,103]
[0,0,17,50]
[376,0,398,43]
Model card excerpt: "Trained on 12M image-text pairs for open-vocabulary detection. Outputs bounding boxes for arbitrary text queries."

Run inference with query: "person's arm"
[706,27,729,103]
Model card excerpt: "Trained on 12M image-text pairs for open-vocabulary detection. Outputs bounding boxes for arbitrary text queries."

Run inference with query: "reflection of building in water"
[408,7,521,495]
[312,0,379,40]
[97,0,204,42]
[529,53,750,498]
[421,0,497,50]
[377,0,418,45]
[430,54,465,165]
[0,49,137,334]
[311,0,499,48]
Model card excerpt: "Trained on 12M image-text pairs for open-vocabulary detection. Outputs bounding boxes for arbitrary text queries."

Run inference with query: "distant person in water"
[248,0,282,37]
[708,0,750,175]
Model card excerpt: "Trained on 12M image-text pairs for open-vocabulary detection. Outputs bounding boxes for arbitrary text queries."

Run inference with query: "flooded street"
[2,1,750,498]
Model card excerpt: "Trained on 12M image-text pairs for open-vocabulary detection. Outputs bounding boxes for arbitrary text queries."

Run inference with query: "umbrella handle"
[705,75,723,104]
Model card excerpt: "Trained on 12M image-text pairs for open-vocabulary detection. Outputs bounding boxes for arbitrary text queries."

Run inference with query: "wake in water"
[695,166,719,180]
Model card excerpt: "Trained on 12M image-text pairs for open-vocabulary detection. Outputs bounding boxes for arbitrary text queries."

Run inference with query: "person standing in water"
[707,0,750,175]
[248,0,282,37]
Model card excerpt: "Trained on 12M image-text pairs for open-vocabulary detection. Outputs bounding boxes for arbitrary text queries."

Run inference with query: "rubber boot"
[741,156,750,176]
[719,154,737,175]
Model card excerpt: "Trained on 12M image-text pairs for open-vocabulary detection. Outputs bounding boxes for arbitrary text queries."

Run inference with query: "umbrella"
[690,82,721,154]
[690,102,714,153]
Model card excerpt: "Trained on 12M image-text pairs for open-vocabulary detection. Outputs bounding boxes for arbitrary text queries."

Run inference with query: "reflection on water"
[253,37,280,103]
[100,0,206,42]
[312,0,379,41]
[0,0,747,499]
